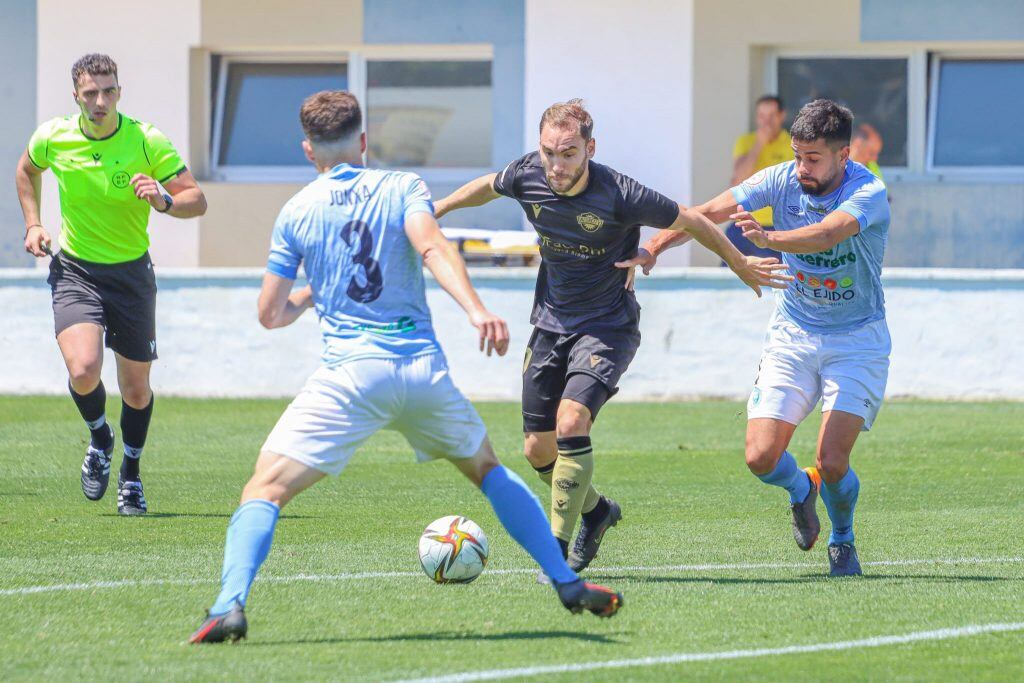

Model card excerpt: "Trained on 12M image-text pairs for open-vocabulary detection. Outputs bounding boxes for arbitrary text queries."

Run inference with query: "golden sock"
[550,436,595,543]
[533,461,600,512]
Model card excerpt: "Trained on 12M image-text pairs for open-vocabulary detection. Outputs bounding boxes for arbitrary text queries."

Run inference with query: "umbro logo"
[787,205,801,215]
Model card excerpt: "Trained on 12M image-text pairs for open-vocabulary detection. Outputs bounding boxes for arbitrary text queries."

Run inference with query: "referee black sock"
[120,395,154,481]
[69,381,113,450]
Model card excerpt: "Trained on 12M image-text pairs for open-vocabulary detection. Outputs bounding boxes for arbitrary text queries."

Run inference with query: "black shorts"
[48,250,158,362]
[521,326,641,432]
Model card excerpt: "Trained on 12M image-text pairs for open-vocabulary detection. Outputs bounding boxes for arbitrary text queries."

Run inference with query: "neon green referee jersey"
[27,113,186,264]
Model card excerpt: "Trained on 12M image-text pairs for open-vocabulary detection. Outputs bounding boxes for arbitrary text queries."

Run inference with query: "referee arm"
[15,151,51,257]
[130,169,208,218]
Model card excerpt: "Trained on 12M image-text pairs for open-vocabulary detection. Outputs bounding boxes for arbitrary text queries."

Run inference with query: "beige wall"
[199,183,306,266]
[201,0,361,47]
[689,0,861,265]
[195,0,361,266]
[36,0,202,267]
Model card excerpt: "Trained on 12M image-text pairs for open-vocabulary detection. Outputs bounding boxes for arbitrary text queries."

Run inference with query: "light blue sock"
[756,450,811,504]
[210,499,280,616]
[820,467,859,545]
[480,465,578,586]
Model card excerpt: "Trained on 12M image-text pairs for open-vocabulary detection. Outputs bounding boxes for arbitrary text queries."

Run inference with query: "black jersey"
[493,151,679,333]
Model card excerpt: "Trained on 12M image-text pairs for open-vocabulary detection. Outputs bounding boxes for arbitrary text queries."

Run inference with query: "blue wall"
[364,0,525,230]
[862,0,1024,41]
[0,0,37,266]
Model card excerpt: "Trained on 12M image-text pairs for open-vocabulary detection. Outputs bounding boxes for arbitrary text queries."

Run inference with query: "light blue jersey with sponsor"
[266,163,439,366]
[731,160,889,333]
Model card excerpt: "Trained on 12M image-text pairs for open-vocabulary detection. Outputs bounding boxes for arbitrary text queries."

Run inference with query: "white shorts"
[262,353,487,476]
[747,313,891,431]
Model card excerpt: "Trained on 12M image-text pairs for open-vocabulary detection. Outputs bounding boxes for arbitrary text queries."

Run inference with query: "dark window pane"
[366,60,492,168]
[778,58,908,167]
[220,62,347,166]
[934,60,1024,167]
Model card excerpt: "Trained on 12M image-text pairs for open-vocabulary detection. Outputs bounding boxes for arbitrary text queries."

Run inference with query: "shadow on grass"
[589,573,1017,585]
[97,512,313,519]
[249,629,625,647]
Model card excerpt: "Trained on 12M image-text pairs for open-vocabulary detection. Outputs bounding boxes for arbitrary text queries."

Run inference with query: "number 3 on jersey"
[341,220,383,303]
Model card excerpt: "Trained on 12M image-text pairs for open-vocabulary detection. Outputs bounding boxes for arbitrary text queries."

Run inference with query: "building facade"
[4,0,1023,268]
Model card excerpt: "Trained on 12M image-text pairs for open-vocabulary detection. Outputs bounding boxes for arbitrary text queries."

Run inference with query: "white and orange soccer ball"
[418,515,489,583]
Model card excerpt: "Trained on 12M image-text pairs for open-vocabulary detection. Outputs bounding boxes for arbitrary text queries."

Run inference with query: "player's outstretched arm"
[257,274,313,329]
[433,173,500,220]
[671,203,792,297]
[405,211,509,357]
[615,188,741,286]
[15,151,52,257]
[733,206,859,254]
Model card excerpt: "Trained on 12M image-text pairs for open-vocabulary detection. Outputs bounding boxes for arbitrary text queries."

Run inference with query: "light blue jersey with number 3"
[266,162,440,366]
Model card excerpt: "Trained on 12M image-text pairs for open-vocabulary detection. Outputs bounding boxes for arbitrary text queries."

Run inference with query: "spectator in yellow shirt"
[850,123,884,182]
[725,95,790,259]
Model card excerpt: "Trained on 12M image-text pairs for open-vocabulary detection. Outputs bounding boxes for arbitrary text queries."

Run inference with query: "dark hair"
[300,90,362,143]
[756,94,784,111]
[71,53,118,88]
[539,98,594,141]
[790,99,853,149]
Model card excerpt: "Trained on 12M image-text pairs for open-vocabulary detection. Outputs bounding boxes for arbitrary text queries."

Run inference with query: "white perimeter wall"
[2,270,1022,401]
[35,0,202,267]
[524,0,695,266]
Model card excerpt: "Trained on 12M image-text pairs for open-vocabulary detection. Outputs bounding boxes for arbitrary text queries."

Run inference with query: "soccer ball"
[418,515,489,583]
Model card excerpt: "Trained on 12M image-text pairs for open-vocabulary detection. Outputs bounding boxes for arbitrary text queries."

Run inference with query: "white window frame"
[765,47,926,178]
[927,53,1024,179]
[210,45,494,184]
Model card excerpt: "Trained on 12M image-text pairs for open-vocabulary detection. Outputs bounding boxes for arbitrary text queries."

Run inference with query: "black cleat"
[791,468,821,551]
[828,543,863,577]
[189,603,248,644]
[117,476,147,516]
[569,497,622,572]
[555,579,623,618]
[81,426,114,501]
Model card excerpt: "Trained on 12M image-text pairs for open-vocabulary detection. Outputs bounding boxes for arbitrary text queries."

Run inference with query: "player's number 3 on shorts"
[341,220,384,303]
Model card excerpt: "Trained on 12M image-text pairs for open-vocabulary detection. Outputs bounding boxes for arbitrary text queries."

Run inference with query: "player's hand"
[614,247,656,291]
[24,225,52,257]
[741,255,793,291]
[130,174,169,211]
[469,309,509,357]
[731,205,771,249]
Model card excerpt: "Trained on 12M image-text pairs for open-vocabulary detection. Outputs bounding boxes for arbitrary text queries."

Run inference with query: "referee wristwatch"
[156,193,174,213]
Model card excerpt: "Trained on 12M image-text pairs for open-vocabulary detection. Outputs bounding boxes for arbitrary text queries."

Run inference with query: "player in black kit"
[434,99,789,579]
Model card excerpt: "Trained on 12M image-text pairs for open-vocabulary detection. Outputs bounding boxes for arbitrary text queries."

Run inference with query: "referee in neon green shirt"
[15,54,207,516]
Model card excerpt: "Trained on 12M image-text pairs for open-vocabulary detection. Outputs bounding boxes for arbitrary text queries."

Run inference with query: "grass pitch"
[1,397,1022,681]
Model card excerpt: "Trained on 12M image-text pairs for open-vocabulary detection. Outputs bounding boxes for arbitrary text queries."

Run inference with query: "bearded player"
[434,99,789,578]
[620,99,890,576]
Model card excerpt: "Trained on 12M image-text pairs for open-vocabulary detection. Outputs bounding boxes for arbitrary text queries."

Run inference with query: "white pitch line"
[0,556,1020,597]
[390,622,1024,683]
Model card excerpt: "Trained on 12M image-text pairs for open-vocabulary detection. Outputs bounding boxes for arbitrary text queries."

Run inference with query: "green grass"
[1,397,1022,681]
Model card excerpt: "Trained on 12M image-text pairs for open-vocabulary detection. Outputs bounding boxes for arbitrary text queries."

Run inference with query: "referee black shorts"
[47,250,158,362]
[521,325,641,433]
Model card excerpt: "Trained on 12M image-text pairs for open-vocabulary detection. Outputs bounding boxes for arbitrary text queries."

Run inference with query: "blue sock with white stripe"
[210,499,280,616]
[480,465,578,586]
[820,467,860,545]
[756,450,811,504]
